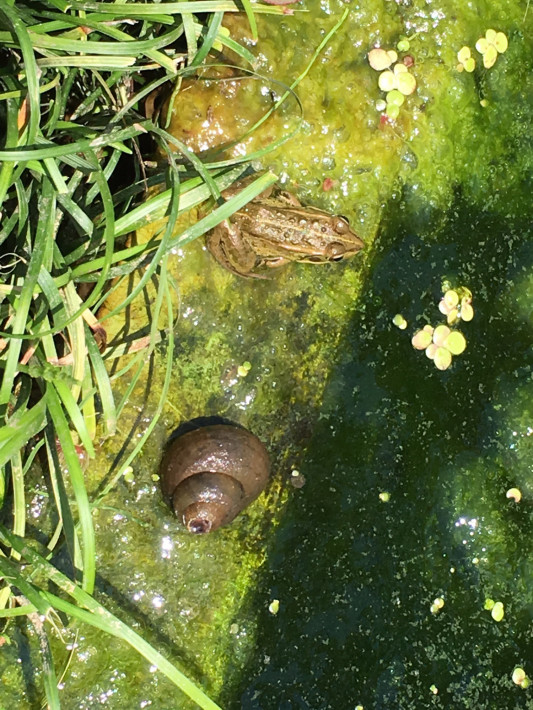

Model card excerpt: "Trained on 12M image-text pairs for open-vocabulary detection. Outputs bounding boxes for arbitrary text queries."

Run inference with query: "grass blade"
[0,529,222,710]
[57,1,287,16]
[9,451,25,561]
[86,325,116,437]
[0,399,48,469]
[0,5,40,143]
[52,380,96,459]
[45,384,95,593]
[0,183,53,410]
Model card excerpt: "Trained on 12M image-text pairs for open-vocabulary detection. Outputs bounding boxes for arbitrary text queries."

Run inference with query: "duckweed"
[378,64,417,96]
[484,598,505,621]
[378,69,397,92]
[491,601,505,622]
[430,597,445,614]
[476,29,509,68]
[386,103,400,120]
[457,46,476,72]
[268,599,280,615]
[368,48,395,71]
[396,38,410,52]
[438,288,474,324]
[432,324,451,346]
[408,285,474,370]
[392,313,408,329]
[396,70,417,96]
[512,668,530,688]
[443,290,459,309]
[411,328,433,350]
[433,346,453,371]
[460,298,474,321]
[444,331,467,355]
[386,89,405,107]
[506,487,522,502]
[369,44,417,120]
[237,361,252,377]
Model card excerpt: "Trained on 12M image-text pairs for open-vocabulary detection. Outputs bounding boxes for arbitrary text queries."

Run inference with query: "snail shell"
[160,424,270,534]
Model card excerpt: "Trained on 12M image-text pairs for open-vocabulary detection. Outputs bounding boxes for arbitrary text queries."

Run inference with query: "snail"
[160,424,270,534]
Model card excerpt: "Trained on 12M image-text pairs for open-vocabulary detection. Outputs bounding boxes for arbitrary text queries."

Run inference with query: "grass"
[0,1,291,707]
[0,0,348,706]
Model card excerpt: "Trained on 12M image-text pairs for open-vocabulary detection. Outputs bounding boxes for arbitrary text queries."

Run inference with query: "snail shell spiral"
[160,424,270,534]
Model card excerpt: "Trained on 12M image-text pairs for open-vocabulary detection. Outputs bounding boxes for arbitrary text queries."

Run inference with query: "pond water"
[235,198,533,709]
[224,1,533,703]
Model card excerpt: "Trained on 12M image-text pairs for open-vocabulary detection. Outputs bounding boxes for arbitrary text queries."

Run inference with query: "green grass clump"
[0,1,289,707]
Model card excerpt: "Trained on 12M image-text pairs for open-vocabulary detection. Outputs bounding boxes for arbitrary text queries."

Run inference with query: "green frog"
[206,181,364,278]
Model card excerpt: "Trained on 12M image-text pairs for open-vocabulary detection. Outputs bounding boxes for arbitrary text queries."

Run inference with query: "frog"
[205,180,364,278]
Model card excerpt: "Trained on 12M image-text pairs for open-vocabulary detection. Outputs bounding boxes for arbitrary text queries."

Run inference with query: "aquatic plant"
[430,597,445,614]
[457,30,508,74]
[484,598,505,621]
[438,288,474,324]
[457,46,476,73]
[402,285,473,371]
[238,360,253,377]
[506,486,522,502]
[368,44,417,120]
[392,313,408,330]
[512,667,530,689]
[268,599,280,615]
[476,29,509,68]
[411,323,466,370]
[368,47,397,71]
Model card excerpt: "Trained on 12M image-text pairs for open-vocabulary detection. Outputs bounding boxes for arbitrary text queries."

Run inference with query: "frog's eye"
[333,217,351,234]
[325,242,347,261]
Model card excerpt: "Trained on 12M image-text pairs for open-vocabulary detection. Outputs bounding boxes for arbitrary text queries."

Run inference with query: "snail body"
[160,424,270,533]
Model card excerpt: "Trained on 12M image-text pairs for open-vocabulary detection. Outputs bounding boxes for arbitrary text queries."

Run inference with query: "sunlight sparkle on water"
[152,594,165,609]
[236,391,256,410]
[455,516,478,531]
[98,689,115,703]
[161,535,173,559]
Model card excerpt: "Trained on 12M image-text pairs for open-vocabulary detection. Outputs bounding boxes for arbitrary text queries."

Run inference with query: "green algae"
[19,211,364,708]
[258,0,530,221]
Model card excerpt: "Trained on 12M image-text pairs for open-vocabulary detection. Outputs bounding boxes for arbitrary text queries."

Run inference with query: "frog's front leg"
[264,255,291,268]
[273,190,301,208]
[206,219,260,278]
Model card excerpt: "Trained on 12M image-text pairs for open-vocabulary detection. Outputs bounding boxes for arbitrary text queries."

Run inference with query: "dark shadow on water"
[228,194,533,710]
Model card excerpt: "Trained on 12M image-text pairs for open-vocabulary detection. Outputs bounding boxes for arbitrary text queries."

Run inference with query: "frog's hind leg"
[207,220,265,279]
[221,175,275,202]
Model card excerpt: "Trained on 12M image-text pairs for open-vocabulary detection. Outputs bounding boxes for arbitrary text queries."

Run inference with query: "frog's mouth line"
[250,233,364,263]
